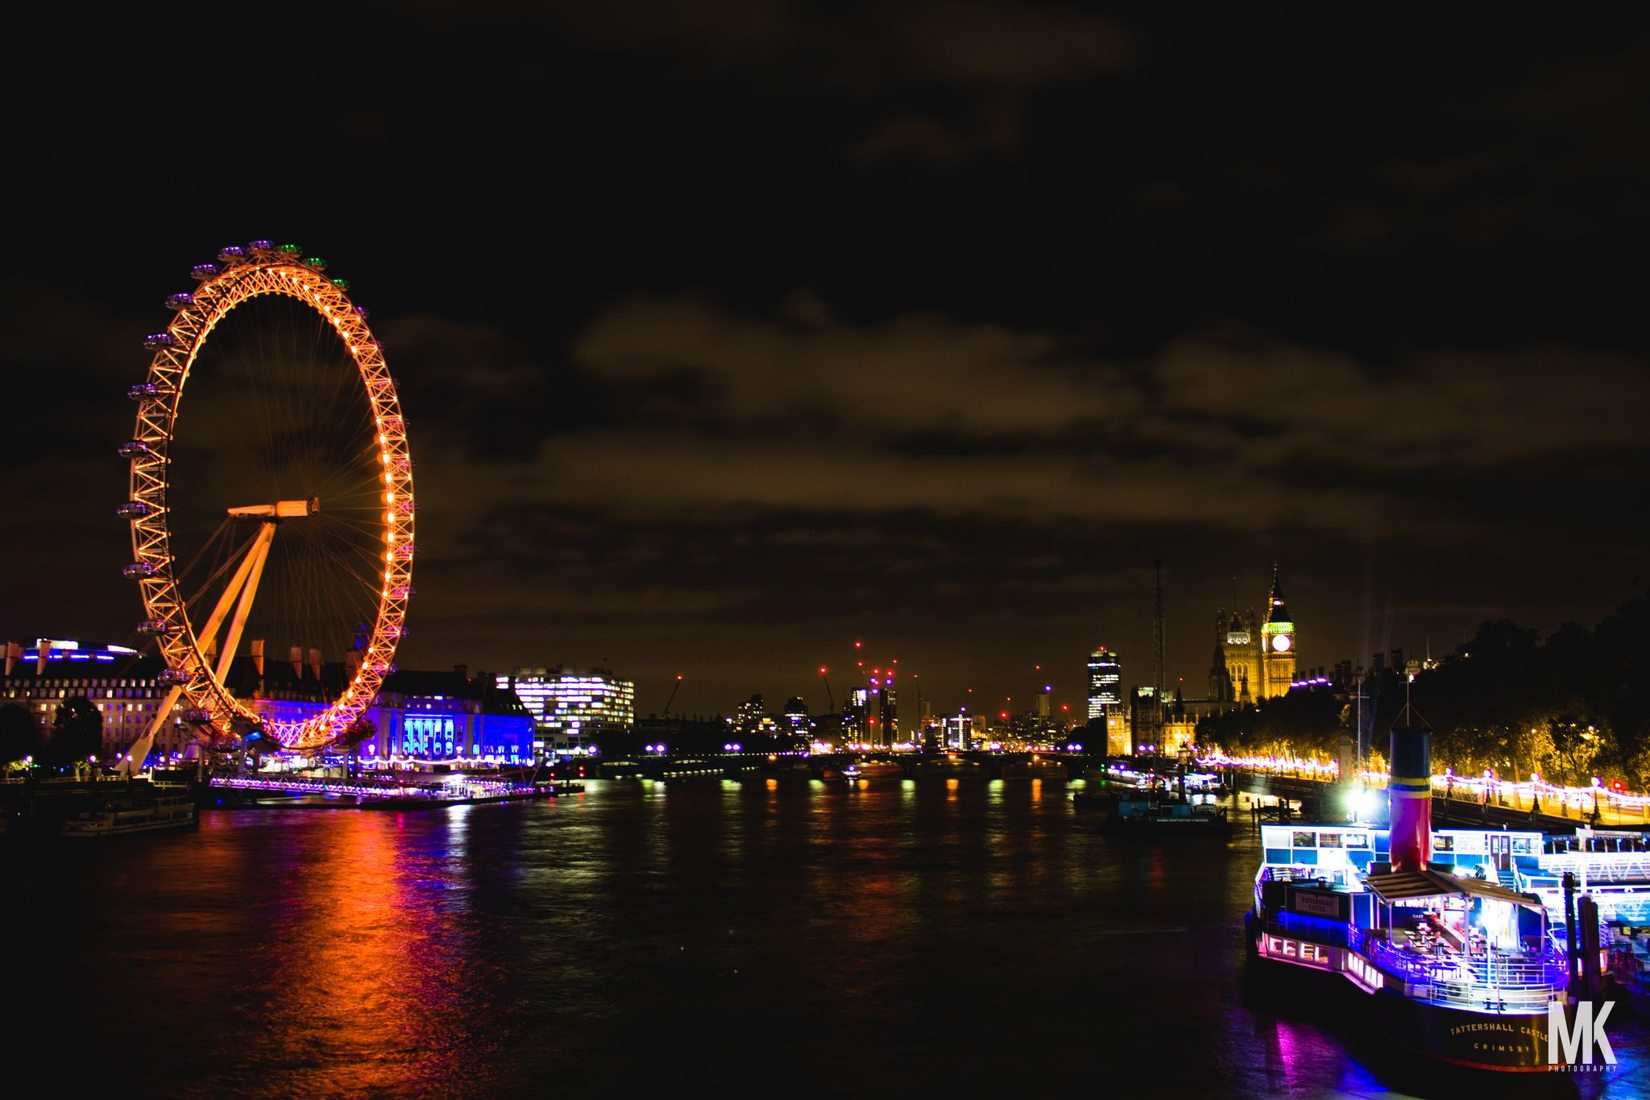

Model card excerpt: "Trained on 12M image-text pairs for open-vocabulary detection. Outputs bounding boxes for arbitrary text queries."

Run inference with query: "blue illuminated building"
[210,661,538,765]
[346,667,535,765]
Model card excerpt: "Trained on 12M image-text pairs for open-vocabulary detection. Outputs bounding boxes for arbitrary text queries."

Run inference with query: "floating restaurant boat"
[1245,710,1623,1073]
[206,773,554,809]
[60,789,197,837]
[1102,792,1229,829]
[1074,759,1230,826]
[1,777,199,840]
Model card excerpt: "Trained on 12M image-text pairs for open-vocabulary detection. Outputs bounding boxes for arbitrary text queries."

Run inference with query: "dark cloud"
[3,2,1649,715]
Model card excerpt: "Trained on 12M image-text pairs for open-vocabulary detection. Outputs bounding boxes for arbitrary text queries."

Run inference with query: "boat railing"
[61,816,116,833]
[1538,850,1650,883]
[1360,935,1566,1011]
[1256,864,1360,891]
[1257,913,1354,949]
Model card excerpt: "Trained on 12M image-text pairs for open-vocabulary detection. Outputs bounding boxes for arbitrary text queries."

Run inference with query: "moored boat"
[1104,792,1229,830]
[1244,712,1617,1073]
[2,776,199,840]
[60,792,197,838]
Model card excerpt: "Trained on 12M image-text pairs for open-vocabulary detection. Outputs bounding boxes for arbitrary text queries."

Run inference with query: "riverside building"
[499,665,636,755]
[2,637,534,767]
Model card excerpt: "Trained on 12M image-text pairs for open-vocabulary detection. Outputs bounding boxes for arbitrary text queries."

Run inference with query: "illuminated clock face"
[1271,634,1293,653]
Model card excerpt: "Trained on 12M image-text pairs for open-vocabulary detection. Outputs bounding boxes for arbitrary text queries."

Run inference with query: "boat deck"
[1358,929,1566,1011]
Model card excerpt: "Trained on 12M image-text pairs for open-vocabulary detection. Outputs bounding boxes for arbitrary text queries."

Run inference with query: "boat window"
[1319,833,1342,848]
[1292,831,1315,847]
[1344,833,1369,848]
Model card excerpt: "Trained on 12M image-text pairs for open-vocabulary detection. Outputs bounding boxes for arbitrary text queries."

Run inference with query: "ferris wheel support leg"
[195,523,278,660]
[214,523,276,688]
[118,684,186,779]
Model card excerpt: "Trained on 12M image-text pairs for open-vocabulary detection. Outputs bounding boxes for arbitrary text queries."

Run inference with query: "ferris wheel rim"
[122,242,414,752]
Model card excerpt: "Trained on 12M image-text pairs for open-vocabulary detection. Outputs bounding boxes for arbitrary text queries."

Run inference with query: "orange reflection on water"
[253,811,479,1096]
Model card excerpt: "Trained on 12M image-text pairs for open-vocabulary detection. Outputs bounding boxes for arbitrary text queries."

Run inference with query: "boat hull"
[1104,804,1230,832]
[60,800,197,838]
[1364,982,1551,1071]
[1244,912,1564,1073]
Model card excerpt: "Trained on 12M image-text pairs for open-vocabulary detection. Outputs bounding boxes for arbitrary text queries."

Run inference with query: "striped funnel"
[1388,724,1432,872]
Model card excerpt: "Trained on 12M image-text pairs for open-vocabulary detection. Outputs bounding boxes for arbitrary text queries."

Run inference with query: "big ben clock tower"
[1260,563,1296,699]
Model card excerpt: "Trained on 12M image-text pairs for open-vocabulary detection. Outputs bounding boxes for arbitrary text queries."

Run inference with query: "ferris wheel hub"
[226,498,320,519]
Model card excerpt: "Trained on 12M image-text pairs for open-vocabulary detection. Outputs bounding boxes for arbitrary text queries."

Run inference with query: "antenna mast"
[1153,559,1166,750]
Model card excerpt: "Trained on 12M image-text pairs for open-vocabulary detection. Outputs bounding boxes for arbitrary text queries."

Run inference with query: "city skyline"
[4,6,1649,718]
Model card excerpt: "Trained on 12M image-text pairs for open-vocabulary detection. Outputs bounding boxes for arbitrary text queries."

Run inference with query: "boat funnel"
[1388,722,1433,872]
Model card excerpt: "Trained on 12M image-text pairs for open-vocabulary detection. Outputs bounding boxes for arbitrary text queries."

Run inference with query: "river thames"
[5,775,1648,1099]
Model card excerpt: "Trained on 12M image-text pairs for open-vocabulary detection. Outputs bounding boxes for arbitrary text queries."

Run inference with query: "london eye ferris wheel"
[120,241,414,756]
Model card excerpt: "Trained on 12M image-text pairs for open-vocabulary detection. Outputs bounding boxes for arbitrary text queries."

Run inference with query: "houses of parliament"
[1096,564,1299,756]
[1211,563,1297,707]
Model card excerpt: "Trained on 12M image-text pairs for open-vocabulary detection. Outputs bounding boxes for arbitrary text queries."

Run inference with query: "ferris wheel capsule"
[143,332,175,350]
[118,440,152,458]
[122,561,156,578]
[190,263,218,280]
[165,292,194,310]
[156,668,190,686]
[217,245,246,264]
[246,239,275,252]
[136,619,173,635]
[117,501,155,518]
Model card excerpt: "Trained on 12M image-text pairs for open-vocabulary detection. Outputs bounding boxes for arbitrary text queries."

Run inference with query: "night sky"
[4,3,1649,719]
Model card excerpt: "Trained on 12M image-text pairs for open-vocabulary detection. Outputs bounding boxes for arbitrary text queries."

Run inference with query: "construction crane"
[662,674,684,716]
[818,666,835,713]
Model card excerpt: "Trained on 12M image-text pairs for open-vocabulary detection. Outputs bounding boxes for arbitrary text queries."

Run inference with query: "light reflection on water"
[3,779,1647,1099]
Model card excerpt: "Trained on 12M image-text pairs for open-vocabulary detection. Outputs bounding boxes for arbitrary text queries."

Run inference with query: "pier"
[203,772,562,809]
[1215,759,1650,833]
